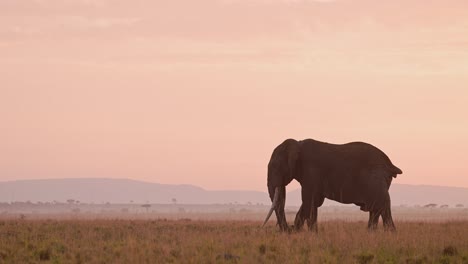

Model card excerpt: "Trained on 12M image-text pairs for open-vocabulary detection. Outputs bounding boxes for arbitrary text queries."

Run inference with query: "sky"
[1,0,468,191]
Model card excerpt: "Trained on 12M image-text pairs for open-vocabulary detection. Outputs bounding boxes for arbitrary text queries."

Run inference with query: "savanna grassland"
[1,218,467,264]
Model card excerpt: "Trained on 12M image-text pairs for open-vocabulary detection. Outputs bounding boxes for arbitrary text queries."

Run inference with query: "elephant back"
[344,141,402,177]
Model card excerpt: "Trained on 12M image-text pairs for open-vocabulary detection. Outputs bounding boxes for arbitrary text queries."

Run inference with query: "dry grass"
[1,219,467,263]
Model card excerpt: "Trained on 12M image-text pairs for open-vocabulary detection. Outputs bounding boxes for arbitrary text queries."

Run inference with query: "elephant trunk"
[262,186,281,227]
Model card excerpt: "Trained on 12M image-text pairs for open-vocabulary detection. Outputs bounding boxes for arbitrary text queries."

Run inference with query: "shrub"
[258,244,266,255]
[442,246,458,256]
[38,248,51,261]
[355,252,374,264]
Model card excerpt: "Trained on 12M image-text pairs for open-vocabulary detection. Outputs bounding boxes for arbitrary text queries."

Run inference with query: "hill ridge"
[0,178,467,206]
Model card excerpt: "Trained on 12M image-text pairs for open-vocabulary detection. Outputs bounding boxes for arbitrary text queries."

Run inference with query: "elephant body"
[264,138,402,232]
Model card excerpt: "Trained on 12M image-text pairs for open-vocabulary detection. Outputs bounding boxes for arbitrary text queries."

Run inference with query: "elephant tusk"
[261,207,275,228]
[262,186,281,227]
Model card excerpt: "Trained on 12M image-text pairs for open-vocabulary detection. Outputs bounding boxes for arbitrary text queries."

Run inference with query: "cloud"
[222,0,336,3]
[57,16,141,29]
[1,0,468,78]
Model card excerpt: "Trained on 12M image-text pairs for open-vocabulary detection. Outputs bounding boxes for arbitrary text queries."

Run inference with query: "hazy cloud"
[57,16,142,29]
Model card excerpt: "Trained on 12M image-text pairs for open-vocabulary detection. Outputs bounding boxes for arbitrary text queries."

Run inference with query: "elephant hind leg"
[367,211,379,231]
[381,203,396,232]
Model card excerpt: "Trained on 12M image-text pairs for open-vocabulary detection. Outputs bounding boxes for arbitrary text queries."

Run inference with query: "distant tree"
[239,208,250,213]
[440,204,449,208]
[456,204,464,208]
[172,198,177,205]
[141,204,151,213]
[424,203,437,208]
[66,199,75,205]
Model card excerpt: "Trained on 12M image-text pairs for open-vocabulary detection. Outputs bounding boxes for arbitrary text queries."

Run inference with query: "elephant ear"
[286,139,300,184]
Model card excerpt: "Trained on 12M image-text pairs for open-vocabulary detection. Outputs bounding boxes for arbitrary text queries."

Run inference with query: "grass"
[0,219,468,263]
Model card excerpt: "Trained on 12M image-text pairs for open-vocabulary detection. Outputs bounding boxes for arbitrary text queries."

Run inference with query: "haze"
[1,0,467,191]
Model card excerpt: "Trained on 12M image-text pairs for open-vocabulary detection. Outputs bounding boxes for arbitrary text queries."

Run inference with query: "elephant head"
[262,139,300,230]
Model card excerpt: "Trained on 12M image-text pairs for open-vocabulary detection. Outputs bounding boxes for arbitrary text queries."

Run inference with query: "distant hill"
[0,178,467,207]
[0,178,270,205]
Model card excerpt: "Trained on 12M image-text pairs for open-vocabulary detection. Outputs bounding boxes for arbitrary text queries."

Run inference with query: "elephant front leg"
[294,204,305,231]
[299,186,319,232]
[275,209,288,231]
[275,186,289,231]
[306,206,318,233]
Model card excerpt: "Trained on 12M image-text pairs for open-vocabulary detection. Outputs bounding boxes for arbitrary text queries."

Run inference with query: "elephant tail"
[387,164,402,177]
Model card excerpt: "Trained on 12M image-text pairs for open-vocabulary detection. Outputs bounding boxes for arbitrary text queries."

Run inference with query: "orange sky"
[1,0,468,190]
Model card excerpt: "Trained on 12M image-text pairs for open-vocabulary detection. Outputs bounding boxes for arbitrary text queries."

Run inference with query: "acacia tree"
[141,204,151,213]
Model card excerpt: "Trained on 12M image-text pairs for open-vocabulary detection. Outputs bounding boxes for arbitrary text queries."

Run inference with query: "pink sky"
[1,0,468,190]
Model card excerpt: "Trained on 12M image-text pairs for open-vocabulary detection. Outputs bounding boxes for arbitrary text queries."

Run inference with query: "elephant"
[262,138,402,232]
